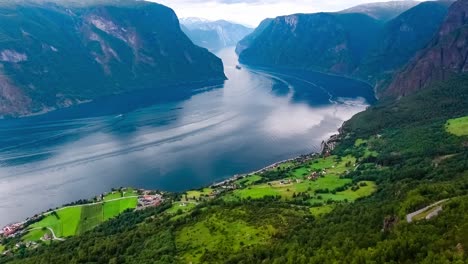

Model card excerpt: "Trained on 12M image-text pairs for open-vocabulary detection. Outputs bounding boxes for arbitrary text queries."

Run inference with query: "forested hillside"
[0,0,226,117]
[237,1,453,96]
[2,74,467,263]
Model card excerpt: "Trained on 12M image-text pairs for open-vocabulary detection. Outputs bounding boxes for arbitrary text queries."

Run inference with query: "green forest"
[1,75,467,263]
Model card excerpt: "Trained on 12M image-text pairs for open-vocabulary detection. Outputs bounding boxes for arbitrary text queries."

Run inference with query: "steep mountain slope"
[387,0,468,97]
[355,1,451,87]
[0,0,226,117]
[180,18,252,51]
[235,18,273,55]
[238,13,382,75]
[340,1,419,21]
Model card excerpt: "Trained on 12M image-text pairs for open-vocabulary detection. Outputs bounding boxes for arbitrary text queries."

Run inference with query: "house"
[2,223,22,237]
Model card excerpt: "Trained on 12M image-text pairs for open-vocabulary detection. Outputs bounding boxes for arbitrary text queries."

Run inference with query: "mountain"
[180,18,253,51]
[340,0,419,21]
[0,0,226,117]
[355,1,451,89]
[238,1,453,95]
[386,0,468,96]
[238,13,382,75]
[235,18,273,55]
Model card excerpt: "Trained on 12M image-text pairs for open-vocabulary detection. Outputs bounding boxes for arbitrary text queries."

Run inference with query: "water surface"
[0,48,374,225]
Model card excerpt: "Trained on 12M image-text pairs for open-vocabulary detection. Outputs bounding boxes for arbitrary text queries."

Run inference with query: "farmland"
[27,195,137,240]
[223,155,376,206]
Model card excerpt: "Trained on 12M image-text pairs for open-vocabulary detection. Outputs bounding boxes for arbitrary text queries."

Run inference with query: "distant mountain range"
[0,0,226,117]
[237,0,455,97]
[340,0,419,21]
[180,18,253,51]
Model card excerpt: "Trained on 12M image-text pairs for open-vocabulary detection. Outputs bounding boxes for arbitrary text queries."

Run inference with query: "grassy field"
[236,174,262,186]
[30,207,81,238]
[225,156,360,202]
[22,228,52,242]
[176,210,273,263]
[28,197,137,240]
[77,204,103,234]
[310,205,334,216]
[103,197,138,220]
[184,188,214,202]
[446,116,468,136]
[166,201,197,215]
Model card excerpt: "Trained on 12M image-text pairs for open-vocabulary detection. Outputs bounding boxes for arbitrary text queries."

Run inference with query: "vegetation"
[1,74,468,263]
[27,196,137,239]
[446,116,468,136]
[0,0,226,117]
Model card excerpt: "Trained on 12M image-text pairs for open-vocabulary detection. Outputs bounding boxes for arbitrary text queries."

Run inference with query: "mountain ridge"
[0,1,226,117]
[180,18,253,51]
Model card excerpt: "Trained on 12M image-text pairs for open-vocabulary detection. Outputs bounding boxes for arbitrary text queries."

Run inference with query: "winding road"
[406,199,449,223]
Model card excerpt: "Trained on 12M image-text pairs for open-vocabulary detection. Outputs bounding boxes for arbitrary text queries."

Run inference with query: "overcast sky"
[150,0,424,27]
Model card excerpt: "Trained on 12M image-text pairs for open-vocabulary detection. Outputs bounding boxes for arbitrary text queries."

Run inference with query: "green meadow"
[27,197,137,240]
[446,116,468,136]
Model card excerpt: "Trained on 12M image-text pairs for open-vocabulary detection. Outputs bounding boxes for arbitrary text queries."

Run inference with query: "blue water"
[0,48,374,226]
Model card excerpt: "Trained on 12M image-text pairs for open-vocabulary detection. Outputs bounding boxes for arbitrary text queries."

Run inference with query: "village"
[0,188,164,255]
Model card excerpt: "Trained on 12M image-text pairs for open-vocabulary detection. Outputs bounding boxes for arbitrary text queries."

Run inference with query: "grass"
[22,228,51,242]
[236,174,262,186]
[30,207,82,238]
[176,210,272,263]
[184,188,214,202]
[222,155,376,213]
[77,204,103,234]
[0,244,4,253]
[310,205,334,216]
[355,138,367,147]
[167,201,197,215]
[103,197,138,220]
[28,197,137,240]
[104,191,123,201]
[446,116,468,136]
[123,188,138,197]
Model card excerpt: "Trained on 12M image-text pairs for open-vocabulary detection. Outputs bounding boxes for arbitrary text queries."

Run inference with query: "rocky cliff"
[235,18,273,55]
[355,1,451,90]
[387,0,467,97]
[0,0,226,117]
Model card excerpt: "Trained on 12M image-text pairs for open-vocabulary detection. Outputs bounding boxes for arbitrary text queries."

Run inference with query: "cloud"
[150,0,423,27]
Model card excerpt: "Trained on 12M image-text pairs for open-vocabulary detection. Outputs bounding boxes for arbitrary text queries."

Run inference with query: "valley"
[0,48,374,227]
[0,0,467,263]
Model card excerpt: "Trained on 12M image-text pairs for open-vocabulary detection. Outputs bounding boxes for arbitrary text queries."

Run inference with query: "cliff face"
[0,0,226,117]
[235,18,273,55]
[238,13,381,75]
[386,0,468,97]
[355,1,450,89]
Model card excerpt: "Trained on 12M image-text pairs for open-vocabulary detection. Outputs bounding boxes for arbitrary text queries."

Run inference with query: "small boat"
[235,65,242,70]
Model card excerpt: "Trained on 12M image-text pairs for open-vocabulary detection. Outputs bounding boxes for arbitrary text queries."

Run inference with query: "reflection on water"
[0,48,374,225]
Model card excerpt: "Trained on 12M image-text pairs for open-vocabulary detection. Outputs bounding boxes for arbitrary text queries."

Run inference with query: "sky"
[151,0,424,27]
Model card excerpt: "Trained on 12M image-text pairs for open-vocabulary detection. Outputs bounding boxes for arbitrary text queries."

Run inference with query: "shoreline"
[210,152,321,188]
